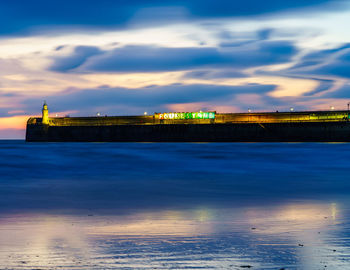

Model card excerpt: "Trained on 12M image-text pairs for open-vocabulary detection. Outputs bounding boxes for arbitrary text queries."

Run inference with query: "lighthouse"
[42,101,49,125]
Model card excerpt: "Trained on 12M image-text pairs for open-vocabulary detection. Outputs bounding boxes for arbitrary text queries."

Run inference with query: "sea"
[0,141,350,269]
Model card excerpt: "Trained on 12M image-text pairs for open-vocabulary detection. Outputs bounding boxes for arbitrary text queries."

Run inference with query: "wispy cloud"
[50,41,297,73]
[0,0,342,36]
[22,83,276,115]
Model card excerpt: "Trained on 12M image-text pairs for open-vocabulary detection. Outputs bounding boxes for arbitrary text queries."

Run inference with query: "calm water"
[1,141,350,269]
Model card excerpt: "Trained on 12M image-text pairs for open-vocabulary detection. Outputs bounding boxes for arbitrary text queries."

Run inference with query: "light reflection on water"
[2,141,350,269]
[1,202,350,269]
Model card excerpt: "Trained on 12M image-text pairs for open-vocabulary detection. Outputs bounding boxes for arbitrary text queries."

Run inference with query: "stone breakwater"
[26,114,350,142]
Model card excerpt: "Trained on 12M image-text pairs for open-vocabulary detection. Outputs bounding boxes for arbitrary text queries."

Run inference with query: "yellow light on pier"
[42,101,49,125]
[158,111,215,120]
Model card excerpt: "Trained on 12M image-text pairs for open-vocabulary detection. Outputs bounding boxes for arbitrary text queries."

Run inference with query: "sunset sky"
[1,0,350,138]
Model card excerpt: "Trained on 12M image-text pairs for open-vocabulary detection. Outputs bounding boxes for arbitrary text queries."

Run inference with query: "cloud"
[26,83,276,115]
[285,43,350,79]
[0,0,342,36]
[303,79,335,96]
[50,46,103,72]
[51,46,224,73]
[296,44,350,68]
[0,108,14,117]
[255,43,350,97]
[321,82,350,98]
[50,41,297,73]
[257,28,274,40]
[310,51,350,78]
[183,70,248,79]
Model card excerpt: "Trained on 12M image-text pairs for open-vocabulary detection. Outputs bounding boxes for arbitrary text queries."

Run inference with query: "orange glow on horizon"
[0,115,30,130]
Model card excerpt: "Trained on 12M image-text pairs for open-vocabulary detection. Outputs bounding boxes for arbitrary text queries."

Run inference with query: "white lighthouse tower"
[42,101,49,125]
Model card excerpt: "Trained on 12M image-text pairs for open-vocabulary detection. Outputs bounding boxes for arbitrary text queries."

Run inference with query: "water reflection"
[2,142,350,269]
[1,202,350,269]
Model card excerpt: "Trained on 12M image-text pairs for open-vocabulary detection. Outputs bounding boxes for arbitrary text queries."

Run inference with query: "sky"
[1,0,350,138]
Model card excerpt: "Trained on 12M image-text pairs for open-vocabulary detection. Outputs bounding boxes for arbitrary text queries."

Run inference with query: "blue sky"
[0,0,350,138]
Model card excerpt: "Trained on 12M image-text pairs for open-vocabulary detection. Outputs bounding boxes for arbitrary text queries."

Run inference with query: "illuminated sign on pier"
[158,112,215,120]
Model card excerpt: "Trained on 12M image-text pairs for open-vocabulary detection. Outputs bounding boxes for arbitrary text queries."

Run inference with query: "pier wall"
[26,121,350,142]
[26,111,350,127]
